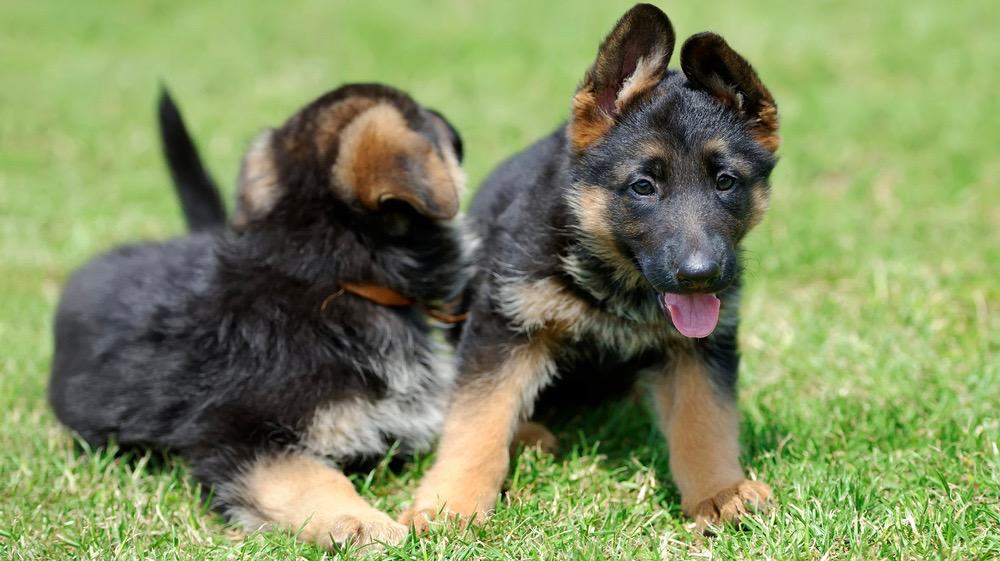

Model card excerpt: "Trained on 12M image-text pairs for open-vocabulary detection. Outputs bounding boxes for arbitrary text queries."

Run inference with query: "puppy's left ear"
[681,32,780,152]
[570,4,675,152]
[334,104,461,220]
[232,129,282,230]
[427,108,464,163]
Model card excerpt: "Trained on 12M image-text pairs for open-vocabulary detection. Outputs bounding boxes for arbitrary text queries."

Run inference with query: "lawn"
[1,0,997,559]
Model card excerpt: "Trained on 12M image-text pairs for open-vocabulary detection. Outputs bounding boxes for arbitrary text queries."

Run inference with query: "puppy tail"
[157,86,227,231]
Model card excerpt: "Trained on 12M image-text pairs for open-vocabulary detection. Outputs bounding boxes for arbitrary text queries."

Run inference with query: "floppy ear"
[570,3,675,152]
[232,129,282,229]
[333,104,461,220]
[681,32,780,152]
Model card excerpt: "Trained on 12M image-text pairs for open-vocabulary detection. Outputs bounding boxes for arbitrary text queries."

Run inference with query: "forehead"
[610,74,765,160]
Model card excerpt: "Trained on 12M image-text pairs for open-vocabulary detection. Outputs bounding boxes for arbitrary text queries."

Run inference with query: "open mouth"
[659,293,721,338]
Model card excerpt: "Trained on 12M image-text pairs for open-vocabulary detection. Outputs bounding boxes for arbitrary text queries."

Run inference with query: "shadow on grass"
[525,393,788,510]
[69,436,185,475]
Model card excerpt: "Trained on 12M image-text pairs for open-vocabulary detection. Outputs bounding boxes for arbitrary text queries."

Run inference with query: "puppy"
[402,4,780,533]
[49,83,469,548]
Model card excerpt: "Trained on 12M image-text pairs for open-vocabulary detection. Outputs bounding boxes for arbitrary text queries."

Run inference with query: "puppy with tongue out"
[652,248,729,339]
[662,293,721,338]
[404,4,780,536]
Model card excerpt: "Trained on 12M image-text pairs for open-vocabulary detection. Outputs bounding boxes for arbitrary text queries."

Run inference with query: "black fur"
[157,88,227,231]
[49,84,469,521]
[458,5,778,425]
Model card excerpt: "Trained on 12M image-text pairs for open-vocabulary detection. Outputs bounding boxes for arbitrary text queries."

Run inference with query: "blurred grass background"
[1,0,997,559]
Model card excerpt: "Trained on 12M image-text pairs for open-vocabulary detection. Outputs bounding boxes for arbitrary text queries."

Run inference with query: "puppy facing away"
[402,4,780,532]
[48,83,469,548]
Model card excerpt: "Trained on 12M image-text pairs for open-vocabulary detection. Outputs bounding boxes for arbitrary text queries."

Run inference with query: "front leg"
[400,339,554,530]
[651,349,772,532]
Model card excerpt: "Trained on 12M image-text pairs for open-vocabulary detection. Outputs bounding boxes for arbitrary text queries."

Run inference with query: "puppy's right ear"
[232,130,282,229]
[570,3,675,152]
[680,33,780,152]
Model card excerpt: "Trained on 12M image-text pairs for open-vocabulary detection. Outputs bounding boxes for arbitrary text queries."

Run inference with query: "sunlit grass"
[1,0,997,559]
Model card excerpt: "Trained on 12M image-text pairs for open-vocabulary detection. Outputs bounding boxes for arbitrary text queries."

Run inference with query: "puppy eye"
[630,179,655,196]
[716,174,738,191]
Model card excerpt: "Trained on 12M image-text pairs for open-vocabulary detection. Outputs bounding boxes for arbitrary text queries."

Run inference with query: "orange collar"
[321,281,468,324]
[341,281,414,307]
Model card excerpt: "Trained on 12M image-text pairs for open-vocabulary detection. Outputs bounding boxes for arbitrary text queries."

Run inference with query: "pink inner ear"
[596,86,618,116]
[597,49,640,116]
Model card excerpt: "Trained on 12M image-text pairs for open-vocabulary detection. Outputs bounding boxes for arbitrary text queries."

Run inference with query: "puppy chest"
[301,351,454,462]
[498,276,679,357]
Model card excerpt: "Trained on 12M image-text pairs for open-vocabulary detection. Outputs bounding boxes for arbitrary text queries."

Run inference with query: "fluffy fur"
[49,84,470,547]
[403,3,780,533]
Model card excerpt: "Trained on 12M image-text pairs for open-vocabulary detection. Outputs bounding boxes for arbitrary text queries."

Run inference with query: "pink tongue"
[662,293,721,338]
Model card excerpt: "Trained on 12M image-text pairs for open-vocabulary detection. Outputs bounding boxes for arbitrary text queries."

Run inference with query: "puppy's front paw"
[398,489,495,533]
[684,479,772,533]
[321,511,408,549]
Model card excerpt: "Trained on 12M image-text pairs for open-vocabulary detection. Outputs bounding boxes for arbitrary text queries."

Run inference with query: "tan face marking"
[703,137,728,155]
[565,185,647,290]
[640,138,672,162]
[230,454,407,548]
[704,138,769,230]
[333,103,460,219]
[705,137,754,176]
[399,340,556,530]
[650,353,771,530]
[748,181,770,228]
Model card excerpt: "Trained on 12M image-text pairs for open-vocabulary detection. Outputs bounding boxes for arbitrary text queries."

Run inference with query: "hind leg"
[219,453,407,549]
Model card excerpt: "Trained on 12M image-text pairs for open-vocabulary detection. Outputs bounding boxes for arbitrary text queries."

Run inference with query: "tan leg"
[510,421,559,455]
[232,454,407,549]
[399,341,554,531]
[651,353,771,531]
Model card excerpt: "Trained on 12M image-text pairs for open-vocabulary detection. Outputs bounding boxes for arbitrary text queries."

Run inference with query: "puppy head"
[232,84,464,230]
[567,4,779,338]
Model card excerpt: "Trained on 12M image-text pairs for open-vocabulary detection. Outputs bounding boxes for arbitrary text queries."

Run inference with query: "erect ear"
[570,3,675,152]
[426,108,464,163]
[333,104,461,220]
[681,32,780,152]
[232,129,282,230]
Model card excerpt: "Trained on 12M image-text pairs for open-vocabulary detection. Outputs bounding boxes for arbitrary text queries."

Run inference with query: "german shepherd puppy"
[49,84,469,548]
[402,4,780,532]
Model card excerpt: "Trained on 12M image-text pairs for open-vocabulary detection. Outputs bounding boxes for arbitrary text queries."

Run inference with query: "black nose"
[676,254,721,290]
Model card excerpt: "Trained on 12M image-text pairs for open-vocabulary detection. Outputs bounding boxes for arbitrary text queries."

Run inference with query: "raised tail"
[157,87,227,231]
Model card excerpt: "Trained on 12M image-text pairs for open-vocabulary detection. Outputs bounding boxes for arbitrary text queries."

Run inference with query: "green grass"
[1,0,998,559]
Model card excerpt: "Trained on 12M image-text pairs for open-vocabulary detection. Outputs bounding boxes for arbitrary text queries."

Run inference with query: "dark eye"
[716,173,738,191]
[630,179,655,196]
